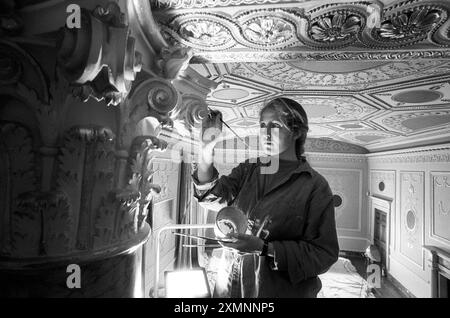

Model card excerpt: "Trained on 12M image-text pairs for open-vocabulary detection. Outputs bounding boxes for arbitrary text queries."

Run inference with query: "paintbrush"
[172,231,236,243]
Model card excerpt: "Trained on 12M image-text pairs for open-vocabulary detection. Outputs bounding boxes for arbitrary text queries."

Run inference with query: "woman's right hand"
[199,114,224,166]
[197,115,224,183]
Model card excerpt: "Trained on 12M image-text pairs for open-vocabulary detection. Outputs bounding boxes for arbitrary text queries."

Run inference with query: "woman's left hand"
[220,233,264,254]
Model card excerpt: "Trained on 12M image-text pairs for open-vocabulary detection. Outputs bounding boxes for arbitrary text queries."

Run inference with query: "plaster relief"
[431,173,450,244]
[399,171,424,267]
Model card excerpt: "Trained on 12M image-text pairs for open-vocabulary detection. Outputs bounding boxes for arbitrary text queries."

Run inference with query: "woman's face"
[259,108,295,156]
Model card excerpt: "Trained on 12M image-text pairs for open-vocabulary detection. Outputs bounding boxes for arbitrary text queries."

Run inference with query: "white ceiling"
[152,0,450,152]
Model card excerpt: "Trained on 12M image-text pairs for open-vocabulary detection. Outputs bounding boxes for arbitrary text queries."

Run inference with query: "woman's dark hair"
[260,97,309,159]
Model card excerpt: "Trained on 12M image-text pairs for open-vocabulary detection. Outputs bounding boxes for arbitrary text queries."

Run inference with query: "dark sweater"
[192,157,339,298]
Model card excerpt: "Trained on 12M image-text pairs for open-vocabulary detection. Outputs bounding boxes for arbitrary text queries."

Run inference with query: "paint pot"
[214,206,247,239]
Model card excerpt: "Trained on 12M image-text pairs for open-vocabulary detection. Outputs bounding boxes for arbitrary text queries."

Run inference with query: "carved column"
[0,0,218,298]
[0,2,162,298]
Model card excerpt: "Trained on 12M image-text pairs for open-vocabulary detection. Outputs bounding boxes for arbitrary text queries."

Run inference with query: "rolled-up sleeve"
[192,161,251,211]
[271,177,339,285]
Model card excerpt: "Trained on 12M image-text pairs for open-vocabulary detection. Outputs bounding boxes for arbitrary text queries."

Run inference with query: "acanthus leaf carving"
[40,191,73,256]
[55,126,116,251]
[0,123,38,257]
[119,136,167,231]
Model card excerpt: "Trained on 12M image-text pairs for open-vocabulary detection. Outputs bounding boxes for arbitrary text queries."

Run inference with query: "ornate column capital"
[57,2,143,106]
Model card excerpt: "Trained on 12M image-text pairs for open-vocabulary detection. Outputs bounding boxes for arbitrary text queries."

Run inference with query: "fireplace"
[374,208,387,271]
[425,246,450,298]
[369,195,392,274]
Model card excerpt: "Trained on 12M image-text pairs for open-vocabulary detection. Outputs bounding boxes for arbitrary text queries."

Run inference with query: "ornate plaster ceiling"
[152,0,450,151]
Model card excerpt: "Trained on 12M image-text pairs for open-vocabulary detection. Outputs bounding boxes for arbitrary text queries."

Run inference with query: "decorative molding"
[315,168,363,232]
[399,171,424,268]
[243,95,376,121]
[431,172,450,245]
[0,123,166,259]
[370,169,396,198]
[364,0,450,48]
[151,158,180,204]
[242,16,294,47]
[153,0,289,9]
[339,130,398,145]
[147,78,181,115]
[192,49,450,63]
[231,60,445,89]
[156,1,450,52]
[0,123,38,256]
[305,152,367,164]
[367,144,450,163]
[381,110,450,133]
[305,138,368,154]
[298,2,368,50]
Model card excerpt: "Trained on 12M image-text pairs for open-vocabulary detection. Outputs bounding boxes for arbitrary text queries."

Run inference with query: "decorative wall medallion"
[333,194,344,208]
[406,209,417,232]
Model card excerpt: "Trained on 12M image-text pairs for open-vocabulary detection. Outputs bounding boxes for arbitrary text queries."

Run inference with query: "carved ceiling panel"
[154,0,450,57]
[230,60,450,90]
[240,96,378,123]
[370,81,450,109]
[150,0,450,151]
[377,110,450,134]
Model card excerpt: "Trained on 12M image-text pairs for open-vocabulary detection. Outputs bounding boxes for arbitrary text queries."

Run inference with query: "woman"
[192,97,339,298]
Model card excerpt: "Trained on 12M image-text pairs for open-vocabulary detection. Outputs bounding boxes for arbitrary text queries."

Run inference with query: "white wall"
[367,144,450,298]
[307,153,370,253]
